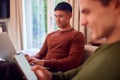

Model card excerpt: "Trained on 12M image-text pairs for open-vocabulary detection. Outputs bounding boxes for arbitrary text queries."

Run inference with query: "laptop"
[0,32,38,80]
[0,32,16,61]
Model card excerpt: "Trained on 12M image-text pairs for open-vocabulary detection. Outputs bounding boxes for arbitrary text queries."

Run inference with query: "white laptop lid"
[14,53,38,80]
[0,32,16,61]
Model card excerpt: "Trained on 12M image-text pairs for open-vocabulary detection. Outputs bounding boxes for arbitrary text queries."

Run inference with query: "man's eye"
[55,15,57,17]
[85,11,90,14]
[59,15,63,18]
[81,9,90,14]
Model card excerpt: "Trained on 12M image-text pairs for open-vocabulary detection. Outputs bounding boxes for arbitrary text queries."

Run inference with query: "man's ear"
[70,13,72,18]
[68,13,72,19]
[115,0,120,8]
[114,0,120,14]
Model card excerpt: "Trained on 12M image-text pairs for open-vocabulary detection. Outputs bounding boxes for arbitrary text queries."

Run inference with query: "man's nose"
[55,17,60,22]
[80,18,88,27]
[80,15,88,27]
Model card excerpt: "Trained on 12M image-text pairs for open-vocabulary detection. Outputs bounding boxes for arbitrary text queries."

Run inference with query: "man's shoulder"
[71,29,84,38]
[71,28,83,34]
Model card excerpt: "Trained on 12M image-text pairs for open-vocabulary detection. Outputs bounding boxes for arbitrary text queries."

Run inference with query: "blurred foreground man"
[32,0,120,80]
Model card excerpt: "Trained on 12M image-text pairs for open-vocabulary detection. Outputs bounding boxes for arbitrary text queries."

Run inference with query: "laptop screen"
[0,32,16,61]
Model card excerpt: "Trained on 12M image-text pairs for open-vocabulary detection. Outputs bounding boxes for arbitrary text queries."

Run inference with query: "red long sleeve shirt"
[36,28,85,71]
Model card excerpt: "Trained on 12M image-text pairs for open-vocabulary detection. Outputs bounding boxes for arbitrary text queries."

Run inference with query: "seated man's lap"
[0,61,24,80]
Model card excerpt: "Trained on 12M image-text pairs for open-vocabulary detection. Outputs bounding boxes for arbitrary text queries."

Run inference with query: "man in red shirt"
[26,2,84,72]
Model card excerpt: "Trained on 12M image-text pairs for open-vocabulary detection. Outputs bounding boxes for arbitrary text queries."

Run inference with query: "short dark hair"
[54,2,72,13]
[99,0,111,6]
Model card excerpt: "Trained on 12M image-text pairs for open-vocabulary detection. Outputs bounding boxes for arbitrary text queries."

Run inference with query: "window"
[23,0,65,49]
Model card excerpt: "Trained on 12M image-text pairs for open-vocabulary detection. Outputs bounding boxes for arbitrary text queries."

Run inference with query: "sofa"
[79,45,98,65]
[22,45,98,66]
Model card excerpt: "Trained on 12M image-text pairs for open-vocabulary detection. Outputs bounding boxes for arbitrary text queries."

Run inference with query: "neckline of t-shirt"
[58,28,73,33]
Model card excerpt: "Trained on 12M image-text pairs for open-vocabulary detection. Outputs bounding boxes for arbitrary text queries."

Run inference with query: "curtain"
[47,0,56,33]
[8,0,23,51]
[66,0,88,44]
[66,0,80,30]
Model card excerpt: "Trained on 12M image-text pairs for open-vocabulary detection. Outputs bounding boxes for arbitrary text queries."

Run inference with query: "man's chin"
[57,24,62,27]
[57,25,62,28]
[91,35,104,42]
